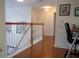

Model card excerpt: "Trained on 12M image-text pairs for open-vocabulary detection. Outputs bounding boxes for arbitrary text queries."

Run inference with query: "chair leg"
[64,50,68,57]
[74,43,76,55]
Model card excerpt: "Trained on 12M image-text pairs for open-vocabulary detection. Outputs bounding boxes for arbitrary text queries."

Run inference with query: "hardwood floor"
[13,36,66,58]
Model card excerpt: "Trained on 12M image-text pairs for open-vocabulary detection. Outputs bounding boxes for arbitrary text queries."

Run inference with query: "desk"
[72,28,79,32]
[72,28,79,38]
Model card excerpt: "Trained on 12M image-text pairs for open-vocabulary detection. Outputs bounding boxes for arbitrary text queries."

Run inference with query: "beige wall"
[0,0,7,57]
[55,0,79,49]
[32,7,56,36]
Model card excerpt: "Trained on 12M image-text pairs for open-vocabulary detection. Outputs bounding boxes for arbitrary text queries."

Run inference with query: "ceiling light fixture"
[42,6,52,9]
[17,0,24,2]
[42,6,52,11]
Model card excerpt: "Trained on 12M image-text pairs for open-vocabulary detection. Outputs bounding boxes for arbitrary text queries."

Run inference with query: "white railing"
[6,22,44,57]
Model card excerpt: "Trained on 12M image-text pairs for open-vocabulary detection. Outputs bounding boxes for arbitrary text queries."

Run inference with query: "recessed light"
[17,0,24,2]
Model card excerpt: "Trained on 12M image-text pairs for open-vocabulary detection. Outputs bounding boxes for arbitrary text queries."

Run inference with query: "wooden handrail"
[6,22,44,25]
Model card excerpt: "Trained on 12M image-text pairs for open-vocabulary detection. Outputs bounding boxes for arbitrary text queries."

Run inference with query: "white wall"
[55,0,79,49]
[32,7,56,36]
[5,7,32,22]
[5,2,32,56]
[0,0,7,57]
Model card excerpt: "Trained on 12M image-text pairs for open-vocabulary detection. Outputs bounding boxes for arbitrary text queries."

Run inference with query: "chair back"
[65,23,73,43]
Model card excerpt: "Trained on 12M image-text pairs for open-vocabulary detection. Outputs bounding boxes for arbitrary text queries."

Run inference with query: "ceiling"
[5,0,57,8]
